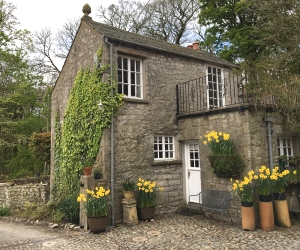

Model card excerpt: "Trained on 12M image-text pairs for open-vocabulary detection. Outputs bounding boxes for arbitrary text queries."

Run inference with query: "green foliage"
[57,196,80,220]
[93,169,102,179]
[29,132,51,165]
[208,155,245,179]
[6,146,44,179]
[0,206,11,216]
[231,171,255,203]
[122,179,135,191]
[54,46,123,198]
[78,186,111,217]
[136,178,164,208]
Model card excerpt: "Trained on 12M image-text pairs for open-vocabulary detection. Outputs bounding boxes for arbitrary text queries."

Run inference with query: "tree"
[96,0,201,45]
[0,0,47,175]
[32,18,80,86]
[198,0,300,134]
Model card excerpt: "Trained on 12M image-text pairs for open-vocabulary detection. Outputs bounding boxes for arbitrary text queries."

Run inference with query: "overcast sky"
[9,0,119,33]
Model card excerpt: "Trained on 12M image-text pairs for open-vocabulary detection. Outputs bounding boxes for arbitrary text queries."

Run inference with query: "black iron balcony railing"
[176,70,249,118]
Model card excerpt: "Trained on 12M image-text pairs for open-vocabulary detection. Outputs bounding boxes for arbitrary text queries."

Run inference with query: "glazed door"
[185,141,201,203]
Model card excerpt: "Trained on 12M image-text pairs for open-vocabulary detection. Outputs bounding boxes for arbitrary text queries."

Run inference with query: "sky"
[9,0,119,33]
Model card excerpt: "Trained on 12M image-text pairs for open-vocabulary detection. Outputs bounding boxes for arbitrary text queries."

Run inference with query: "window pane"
[124,71,128,83]
[136,61,140,72]
[123,58,128,70]
[137,73,141,85]
[131,59,135,71]
[131,85,135,97]
[136,86,141,98]
[131,72,135,84]
[124,84,128,96]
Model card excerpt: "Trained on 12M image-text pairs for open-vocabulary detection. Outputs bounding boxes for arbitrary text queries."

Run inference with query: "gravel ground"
[1,213,300,249]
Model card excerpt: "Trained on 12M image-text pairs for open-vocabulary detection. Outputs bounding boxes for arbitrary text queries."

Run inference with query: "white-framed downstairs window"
[277,138,293,159]
[206,66,224,109]
[154,136,174,160]
[118,55,143,99]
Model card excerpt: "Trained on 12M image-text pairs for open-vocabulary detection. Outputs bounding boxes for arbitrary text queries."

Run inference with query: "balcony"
[175,70,278,119]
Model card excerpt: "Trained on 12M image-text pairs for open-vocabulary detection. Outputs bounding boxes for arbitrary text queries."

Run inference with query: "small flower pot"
[83,167,92,176]
[123,191,135,200]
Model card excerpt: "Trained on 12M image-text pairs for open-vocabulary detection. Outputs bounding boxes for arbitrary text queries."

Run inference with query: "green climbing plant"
[54,46,123,198]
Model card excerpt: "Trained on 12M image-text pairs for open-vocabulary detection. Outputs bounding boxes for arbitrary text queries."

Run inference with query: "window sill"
[123,98,149,104]
[151,160,182,166]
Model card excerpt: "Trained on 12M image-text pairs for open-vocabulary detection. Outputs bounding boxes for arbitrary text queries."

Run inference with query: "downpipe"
[104,37,115,226]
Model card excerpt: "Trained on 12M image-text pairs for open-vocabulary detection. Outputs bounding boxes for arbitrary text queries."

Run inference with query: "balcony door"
[206,66,225,109]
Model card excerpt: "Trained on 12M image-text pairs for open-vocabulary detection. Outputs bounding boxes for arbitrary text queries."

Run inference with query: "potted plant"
[231,171,255,230]
[122,179,135,200]
[272,167,295,228]
[200,130,245,178]
[93,169,102,180]
[253,165,277,231]
[136,178,164,221]
[77,186,111,233]
[81,157,94,176]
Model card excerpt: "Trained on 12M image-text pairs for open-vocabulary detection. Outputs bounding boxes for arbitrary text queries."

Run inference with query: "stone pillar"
[79,175,94,230]
[122,199,138,226]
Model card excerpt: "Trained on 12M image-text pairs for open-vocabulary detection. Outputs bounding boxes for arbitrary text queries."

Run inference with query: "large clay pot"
[241,202,255,231]
[137,206,155,221]
[123,191,135,200]
[259,194,274,231]
[273,192,291,228]
[87,216,109,233]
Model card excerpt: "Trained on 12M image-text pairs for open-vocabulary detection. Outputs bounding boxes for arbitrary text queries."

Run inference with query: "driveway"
[1,213,300,249]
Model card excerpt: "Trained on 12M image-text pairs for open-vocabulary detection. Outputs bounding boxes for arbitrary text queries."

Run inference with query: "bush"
[57,196,79,220]
[0,206,11,216]
[208,155,245,178]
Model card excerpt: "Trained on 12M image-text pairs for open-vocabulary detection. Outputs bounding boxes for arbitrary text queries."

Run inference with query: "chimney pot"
[193,42,199,50]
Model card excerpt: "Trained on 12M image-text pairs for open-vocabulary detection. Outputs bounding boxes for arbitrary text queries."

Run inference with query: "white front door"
[185,141,201,203]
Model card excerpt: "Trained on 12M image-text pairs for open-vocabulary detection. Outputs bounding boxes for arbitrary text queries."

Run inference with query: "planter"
[208,155,245,178]
[259,194,274,231]
[123,191,135,200]
[83,167,92,176]
[137,206,155,221]
[273,192,291,228]
[87,216,109,233]
[241,202,255,231]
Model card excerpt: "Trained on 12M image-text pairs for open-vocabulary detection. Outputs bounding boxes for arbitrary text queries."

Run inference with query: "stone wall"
[0,177,50,209]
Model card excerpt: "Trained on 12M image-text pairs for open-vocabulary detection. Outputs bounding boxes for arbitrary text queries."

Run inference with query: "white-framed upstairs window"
[118,55,143,99]
[277,138,293,159]
[206,66,224,109]
[154,136,174,160]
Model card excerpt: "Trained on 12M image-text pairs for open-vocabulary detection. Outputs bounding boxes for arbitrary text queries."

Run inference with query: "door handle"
[188,171,190,178]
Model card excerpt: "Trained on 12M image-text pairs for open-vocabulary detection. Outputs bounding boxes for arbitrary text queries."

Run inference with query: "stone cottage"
[51,4,300,224]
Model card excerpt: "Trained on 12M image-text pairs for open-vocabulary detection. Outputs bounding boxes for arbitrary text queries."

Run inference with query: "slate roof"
[83,16,237,68]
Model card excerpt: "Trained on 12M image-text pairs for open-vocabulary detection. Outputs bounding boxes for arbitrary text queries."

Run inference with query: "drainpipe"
[265,116,273,170]
[104,37,115,226]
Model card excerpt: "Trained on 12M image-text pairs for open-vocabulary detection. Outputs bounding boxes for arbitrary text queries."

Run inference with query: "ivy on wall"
[54,46,123,198]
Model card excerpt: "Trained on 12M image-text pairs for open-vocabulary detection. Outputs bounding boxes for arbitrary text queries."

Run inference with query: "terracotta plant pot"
[259,194,274,231]
[273,192,291,228]
[87,216,109,233]
[241,202,255,231]
[123,191,135,200]
[83,167,92,176]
